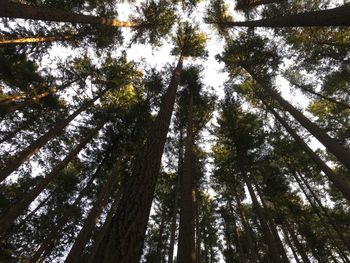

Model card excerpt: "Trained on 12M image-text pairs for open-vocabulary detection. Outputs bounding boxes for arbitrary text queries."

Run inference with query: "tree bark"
[1,2,143,28]
[219,4,350,27]
[262,100,350,202]
[178,89,196,263]
[285,223,311,263]
[0,34,78,46]
[280,224,302,263]
[0,91,104,182]
[0,123,104,235]
[102,55,184,263]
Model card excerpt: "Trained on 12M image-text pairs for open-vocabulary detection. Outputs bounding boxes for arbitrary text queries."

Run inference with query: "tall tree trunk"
[218,4,350,27]
[280,224,302,263]
[242,171,283,262]
[288,80,350,110]
[0,91,104,182]
[250,177,289,263]
[102,55,184,263]
[0,34,79,46]
[236,0,283,10]
[64,156,124,263]
[1,2,143,28]
[233,188,259,263]
[87,196,120,263]
[168,129,183,263]
[29,153,109,263]
[248,74,350,171]
[284,223,311,263]
[0,123,104,235]
[262,100,350,202]
[195,186,201,263]
[177,89,196,263]
[0,78,79,114]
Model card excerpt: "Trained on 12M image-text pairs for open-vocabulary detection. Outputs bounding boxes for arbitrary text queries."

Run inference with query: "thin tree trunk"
[251,177,289,263]
[236,0,283,10]
[280,224,302,263]
[288,80,350,110]
[195,186,201,263]
[87,196,120,263]
[29,152,109,262]
[262,100,350,202]
[168,129,183,263]
[242,171,283,262]
[0,123,104,235]
[0,91,104,182]
[178,89,196,263]
[285,223,311,263]
[0,34,78,46]
[249,74,350,171]
[1,2,143,28]
[217,4,350,27]
[102,55,184,263]
[64,156,123,263]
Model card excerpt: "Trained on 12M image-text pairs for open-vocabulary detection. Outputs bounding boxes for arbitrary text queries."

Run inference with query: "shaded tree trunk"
[102,55,184,263]
[1,2,143,28]
[64,156,124,263]
[0,123,104,235]
[0,91,105,182]
[248,73,350,171]
[262,100,350,202]
[280,224,302,263]
[236,0,283,10]
[29,153,109,263]
[168,129,183,263]
[177,89,196,263]
[218,4,350,27]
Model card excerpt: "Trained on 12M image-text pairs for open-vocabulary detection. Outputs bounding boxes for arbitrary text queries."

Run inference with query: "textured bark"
[236,0,283,10]
[64,157,123,263]
[219,4,350,27]
[168,130,183,263]
[102,55,184,263]
[0,123,104,235]
[29,153,109,262]
[0,91,104,182]
[248,75,350,171]
[1,2,143,28]
[178,90,196,263]
[263,101,350,202]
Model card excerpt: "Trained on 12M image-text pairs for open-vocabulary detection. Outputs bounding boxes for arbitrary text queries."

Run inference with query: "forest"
[0,0,350,262]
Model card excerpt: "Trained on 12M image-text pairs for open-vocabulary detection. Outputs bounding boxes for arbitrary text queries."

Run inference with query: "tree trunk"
[280,224,302,263]
[0,34,78,46]
[168,129,183,263]
[285,223,311,263]
[29,152,109,262]
[242,171,284,262]
[288,80,350,110]
[1,2,143,28]
[87,196,120,263]
[195,186,201,263]
[0,91,104,182]
[0,123,104,235]
[236,0,283,10]
[177,89,196,263]
[64,156,123,263]
[249,75,350,171]
[219,4,350,27]
[251,177,289,263]
[262,100,350,202]
[102,55,184,263]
